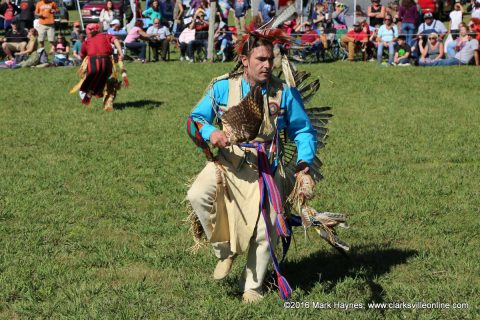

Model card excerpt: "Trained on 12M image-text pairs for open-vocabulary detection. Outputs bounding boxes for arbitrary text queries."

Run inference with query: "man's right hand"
[210,130,230,148]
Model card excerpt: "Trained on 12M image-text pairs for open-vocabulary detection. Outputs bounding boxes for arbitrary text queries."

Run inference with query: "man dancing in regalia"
[186,6,349,303]
[70,23,128,111]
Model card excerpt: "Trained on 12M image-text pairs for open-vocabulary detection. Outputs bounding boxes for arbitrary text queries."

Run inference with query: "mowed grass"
[0,61,478,319]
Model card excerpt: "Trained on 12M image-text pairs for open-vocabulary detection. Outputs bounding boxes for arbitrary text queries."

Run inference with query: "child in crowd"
[72,31,86,65]
[70,21,82,44]
[214,22,233,62]
[393,35,411,65]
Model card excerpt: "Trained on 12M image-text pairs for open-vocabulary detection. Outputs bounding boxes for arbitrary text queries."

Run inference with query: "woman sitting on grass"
[50,33,71,66]
[14,28,39,67]
[418,32,444,66]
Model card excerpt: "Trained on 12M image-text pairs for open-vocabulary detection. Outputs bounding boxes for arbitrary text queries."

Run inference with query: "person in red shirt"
[71,23,125,111]
[293,20,324,61]
[340,21,369,61]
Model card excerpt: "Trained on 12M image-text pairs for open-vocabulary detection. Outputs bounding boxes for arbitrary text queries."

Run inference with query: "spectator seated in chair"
[418,32,444,66]
[1,21,28,62]
[393,35,411,65]
[107,19,127,36]
[214,22,234,62]
[124,19,150,63]
[188,10,209,62]
[340,21,369,61]
[293,20,325,62]
[178,22,195,61]
[146,18,171,62]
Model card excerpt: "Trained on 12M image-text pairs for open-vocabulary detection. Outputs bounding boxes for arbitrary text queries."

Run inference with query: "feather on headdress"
[234,5,296,56]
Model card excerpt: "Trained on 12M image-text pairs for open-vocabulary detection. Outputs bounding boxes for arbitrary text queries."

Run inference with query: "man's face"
[242,44,274,85]
[354,25,361,31]
[425,18,433,25]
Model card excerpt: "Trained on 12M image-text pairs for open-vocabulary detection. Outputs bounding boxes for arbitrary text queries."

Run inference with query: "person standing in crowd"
[0,0,20,31]
[368,0,386,28]
[258,0,276,24]
[332,2,348,29]
[417,11,447,39]
[172,0,184,36]
[99,0,114,31]
[449,3,463,39]
[233,0,249,37]
[312,3,326,29]
[398,0,418,47]
[18,0,35,31]
[472,1,480,19]
[35,0,58,48]
[376,14,398,64]
[143,0,162,28]
[146,18,171,61]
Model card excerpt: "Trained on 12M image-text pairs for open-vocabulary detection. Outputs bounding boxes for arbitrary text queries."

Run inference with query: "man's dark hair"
[241,36,274,57]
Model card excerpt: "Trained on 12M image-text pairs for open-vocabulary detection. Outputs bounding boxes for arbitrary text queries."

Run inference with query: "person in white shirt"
[146,18,171,61]
[449,3,463,38]
[178,22,195,61]
[99,0,114,31]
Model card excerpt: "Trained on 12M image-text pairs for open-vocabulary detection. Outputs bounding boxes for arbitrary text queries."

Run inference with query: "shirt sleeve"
[282,87,318,165]
[190,80,228,142]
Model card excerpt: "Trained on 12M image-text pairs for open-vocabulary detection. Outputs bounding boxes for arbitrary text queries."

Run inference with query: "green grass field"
[0,61,479,319]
